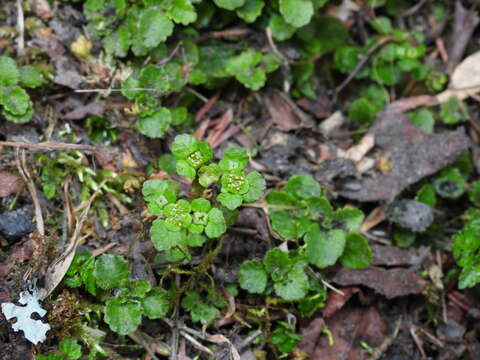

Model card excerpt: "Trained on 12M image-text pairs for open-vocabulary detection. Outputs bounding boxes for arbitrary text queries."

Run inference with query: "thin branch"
[0,141,99,152]
[335,36,393,95]
[243,202,305,210]
[16,0,24,54]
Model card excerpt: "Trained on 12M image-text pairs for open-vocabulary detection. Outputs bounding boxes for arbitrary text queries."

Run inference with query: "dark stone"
[0,208,34,242]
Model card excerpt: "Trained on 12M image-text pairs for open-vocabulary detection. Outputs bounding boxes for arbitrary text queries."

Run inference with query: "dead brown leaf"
[0,172,22,197]
[332,267,427,299]
[264,90,314,131]
[371,245,428,267]
[339,111,470,202]
[322,287,361,318]
[62,101,107,120]
[298,306,387,360]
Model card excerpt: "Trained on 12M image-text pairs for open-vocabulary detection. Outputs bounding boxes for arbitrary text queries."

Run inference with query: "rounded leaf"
[138,108,172,138]
[198,163,222,187]
[205,208,226,238]
[0,56,19,86]
[19,66,44,88]
[243,171,266,203]
[284,175,322,199]
[274,267,309,301]
[213,0,245,10]
[150,219,187,251]
[172,134,197,158]
[104,298,142,335]
[279,0,314,28]
[270,211,298,240]
[219,147,249,172]
[217,192,243,210]
[238,260,268,293]
[340,233,372,269]
[94,254,130,290]
[263,248,291,282]
[139,9,174,48]
[305,227,346,269]
[191,198,211,212]
[141,288,170,319]
[176,159,196,178]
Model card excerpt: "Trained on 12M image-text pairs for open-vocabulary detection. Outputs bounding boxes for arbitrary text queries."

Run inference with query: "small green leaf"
[213,0,245,11]
[0,56,19,86]
[440,97,466,124]
[1,86,31,115]
[118,279,152,298]
[372,64,401,85]
[330,208,364,233]
[226,50,266,91]
[19,66,44,88]
[236,0,264,23]
[408,108,435,133]
[368,16,392,35]
[279,0,314,28]
[170,106,188,125]
[271,323,302,353]
[416,184,437,207]
[181,291,220,324]
[158,154,177,175]
[219,147,249,171]
[60,338,82,360]
[334,46,360,74]
[94,254,130,290]
[139,9,173,48]
[305,226,346,268]
[394,229,416,248]
[205,207,226,238]
[176,159,196,178]
[238,260,268,293]
[142,179,179,214]
[217,192,243,210]
[274,266,309,301]
[340,233,372,269]
[263,248,291,282]
[198,163,222,187]
[191,198,211,212]
[269,14,296,41]
[138,107,172,138]
[243,171,266,202]
[172,134,197,158]
[167,0,197,25]
[266,191,297,206]
[150,219,187,250]
[306,196,332,219]
[270,211,298,240]
[284,175,322,199]
[104,298,142,335]
[141,288,170,319]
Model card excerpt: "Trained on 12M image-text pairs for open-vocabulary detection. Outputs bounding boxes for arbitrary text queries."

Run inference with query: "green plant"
[238,175,372,301]
[36,338,83,360]
[76,0,336,138]
[334,27,427,86]
[0,56,44,124]
[453,209,480,289]
[65,252,170,335]
[142,134,265,260]
[270,321,302,354]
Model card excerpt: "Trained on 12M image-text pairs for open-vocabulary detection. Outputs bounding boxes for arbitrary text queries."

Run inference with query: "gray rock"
[0,208,34,242]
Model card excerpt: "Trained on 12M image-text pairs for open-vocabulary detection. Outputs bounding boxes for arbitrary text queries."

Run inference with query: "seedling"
[238,175,372,301]
[142,134,265,261]
[0,56,44,124]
